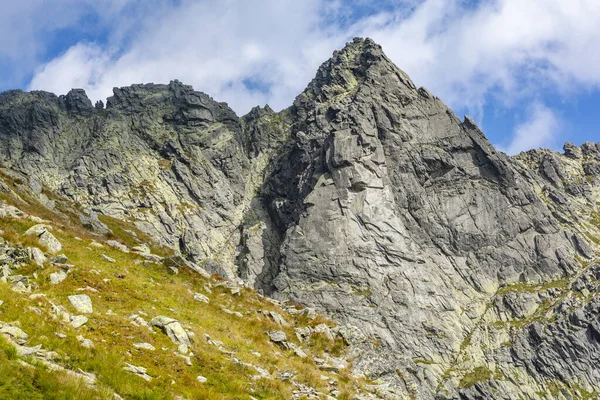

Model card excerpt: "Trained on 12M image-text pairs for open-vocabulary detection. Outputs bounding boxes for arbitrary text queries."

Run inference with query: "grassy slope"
[0,173,363,400]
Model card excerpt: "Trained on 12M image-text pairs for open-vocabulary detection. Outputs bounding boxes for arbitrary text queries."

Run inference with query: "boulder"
[28,247,46,267]
[49,270,68,284]
[133,342,156,351]
[39,231,62,254]
[149,316,191,350]
[70,315,88,328]
[106,240,129,253]
[68,294,93,314]
[267,330,287,344]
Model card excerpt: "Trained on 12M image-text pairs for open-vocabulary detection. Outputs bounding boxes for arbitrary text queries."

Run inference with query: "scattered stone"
[196,375,207,383]
[187,262,212,279]
[266,311,290,327]
[39,231,62,254]
[215,280,241,295]
[123,363,152,381]
[101,254,116,263]
[277,370,296,381]
[221,307,243,318]
[90,240,104,248]
[50,270,68,284]
[77,286,99,293]
[131,244,150,254]
[0,203,27,219]
[106,240,129,253]
[164,255,185,270]
[177,343,189,354]
[0,325,28,341]
[129,314,153,331]
[175,351,193,366]
[232,357,271,379]
[149,316,191,350]
[290,344,307,358]
[11,280,30,293]
[29,247,47,267]
[68,294,93,314]
[140,253,163,263]
[50,254,68,264]
[70,315,88,328]
[133,342,156,351]
[313,355,348,372]
[292,382,320,399]
[314,323,335,340]
[193,293,209,303]
[295,327,313,343]
[28,306,42,316]
[166,266,178,275]
[77,335,94,349]
[24,224,52,236]
[267,330,287,344]
[16,344,42,356]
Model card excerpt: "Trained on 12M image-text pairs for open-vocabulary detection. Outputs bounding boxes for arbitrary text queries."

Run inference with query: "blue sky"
[2,0,599,154]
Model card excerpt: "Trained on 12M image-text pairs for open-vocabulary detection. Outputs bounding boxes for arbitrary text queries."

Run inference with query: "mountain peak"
[299,37,416,105]
[61,88,93,116]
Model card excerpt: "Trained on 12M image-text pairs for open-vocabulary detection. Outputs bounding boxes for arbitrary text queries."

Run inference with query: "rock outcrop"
[0,38,598,399]
[0,81,290,278]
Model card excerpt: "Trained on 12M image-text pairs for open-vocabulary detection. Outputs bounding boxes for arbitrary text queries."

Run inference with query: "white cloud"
[19,0,600,151]
[502,103,561,155]
[0,0,134,87]
[29,0,343,112]
[358,0,600,117]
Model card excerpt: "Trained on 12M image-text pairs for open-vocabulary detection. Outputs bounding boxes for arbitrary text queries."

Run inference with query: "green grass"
[591,211,600,227]
[98,214,173,257]
[496,278,571,296]
[413,358,435,365]
[0,176,365,399]
[0,336,105,400]
[458,366,493,389]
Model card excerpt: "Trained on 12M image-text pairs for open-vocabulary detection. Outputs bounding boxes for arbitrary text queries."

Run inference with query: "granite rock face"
[0,81,289,278]
[0,38,599,399]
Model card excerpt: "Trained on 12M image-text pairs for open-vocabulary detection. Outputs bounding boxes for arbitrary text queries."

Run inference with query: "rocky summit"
[0,37,598,399]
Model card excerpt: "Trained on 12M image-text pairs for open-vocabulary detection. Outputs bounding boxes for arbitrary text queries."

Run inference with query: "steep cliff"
[0,38,599,399]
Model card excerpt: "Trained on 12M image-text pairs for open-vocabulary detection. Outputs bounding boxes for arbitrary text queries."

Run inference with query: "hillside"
[0,38,599,399]
[0,169,367,399]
